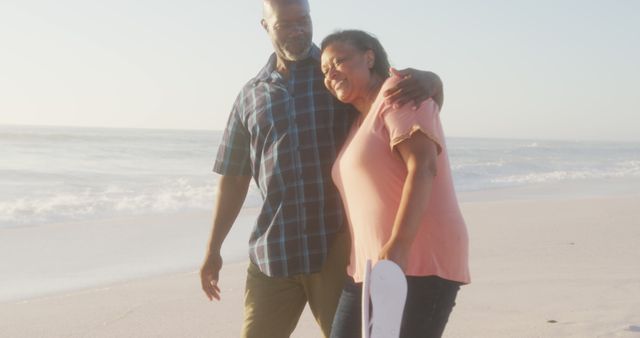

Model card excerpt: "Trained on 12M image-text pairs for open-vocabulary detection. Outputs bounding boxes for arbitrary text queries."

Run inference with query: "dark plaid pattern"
[213,46,355,277]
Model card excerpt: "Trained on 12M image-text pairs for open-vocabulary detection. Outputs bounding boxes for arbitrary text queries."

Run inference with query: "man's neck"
[275,57,293,81]
[273,49,314,81]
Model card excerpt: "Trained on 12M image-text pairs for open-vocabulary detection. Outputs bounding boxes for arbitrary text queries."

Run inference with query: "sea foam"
[1,126,639,227]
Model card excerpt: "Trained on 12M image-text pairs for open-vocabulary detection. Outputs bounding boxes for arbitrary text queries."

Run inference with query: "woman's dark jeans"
[330,275,460,338]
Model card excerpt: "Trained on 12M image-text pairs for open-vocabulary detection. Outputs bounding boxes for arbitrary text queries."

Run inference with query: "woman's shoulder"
[373,75,404,115]
[379,74,403,94]
[377,75,440,116]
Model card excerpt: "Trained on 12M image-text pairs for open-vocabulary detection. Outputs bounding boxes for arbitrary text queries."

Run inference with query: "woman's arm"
[379,133,438,272]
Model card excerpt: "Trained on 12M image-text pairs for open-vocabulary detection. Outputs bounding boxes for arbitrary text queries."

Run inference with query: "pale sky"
[1,0,639,141]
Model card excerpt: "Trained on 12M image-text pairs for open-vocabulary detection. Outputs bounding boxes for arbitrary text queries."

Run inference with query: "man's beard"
[282,38,312,61]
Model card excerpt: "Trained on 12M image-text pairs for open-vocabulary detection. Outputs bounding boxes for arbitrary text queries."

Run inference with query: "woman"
[320,30,470,338]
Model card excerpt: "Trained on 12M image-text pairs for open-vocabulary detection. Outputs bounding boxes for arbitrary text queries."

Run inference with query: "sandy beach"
[2,0,639,335]
[2,184,640,337]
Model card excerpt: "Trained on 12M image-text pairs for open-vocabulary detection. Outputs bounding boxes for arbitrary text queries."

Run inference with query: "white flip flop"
[363,259,408,338]
[362,260,372,338]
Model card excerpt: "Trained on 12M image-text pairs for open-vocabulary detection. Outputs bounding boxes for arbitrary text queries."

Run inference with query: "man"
[200,0,443,337]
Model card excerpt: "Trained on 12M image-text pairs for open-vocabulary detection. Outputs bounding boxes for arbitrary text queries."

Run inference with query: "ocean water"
[1,125,639,228]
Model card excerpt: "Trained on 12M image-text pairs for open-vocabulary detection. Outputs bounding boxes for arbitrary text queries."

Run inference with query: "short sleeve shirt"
[214,46,356,277]
[331,76,470,284]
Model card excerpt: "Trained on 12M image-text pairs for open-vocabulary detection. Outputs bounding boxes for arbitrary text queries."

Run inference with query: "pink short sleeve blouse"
[331,75,470,284]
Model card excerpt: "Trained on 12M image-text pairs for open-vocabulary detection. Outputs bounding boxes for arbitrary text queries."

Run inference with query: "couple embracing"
[200,1,469,337]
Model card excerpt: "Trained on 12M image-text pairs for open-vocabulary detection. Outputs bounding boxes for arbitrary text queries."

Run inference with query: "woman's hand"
[379,238,412,273]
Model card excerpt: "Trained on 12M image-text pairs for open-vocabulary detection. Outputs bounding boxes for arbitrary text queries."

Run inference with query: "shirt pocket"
[246,90,293,145]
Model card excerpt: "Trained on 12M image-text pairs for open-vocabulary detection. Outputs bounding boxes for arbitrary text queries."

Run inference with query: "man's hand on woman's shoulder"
[383,68,444,109]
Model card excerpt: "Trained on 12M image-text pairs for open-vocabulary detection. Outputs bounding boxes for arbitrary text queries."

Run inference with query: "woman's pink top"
[332,76,470,284]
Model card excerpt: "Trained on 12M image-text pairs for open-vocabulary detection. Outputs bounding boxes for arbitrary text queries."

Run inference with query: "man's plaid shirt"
[213,46,356,277]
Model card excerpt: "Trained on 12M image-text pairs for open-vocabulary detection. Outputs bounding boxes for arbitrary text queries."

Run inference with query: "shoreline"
[2,187,640,336]
[2,178,639,303]
[0,209,252,303]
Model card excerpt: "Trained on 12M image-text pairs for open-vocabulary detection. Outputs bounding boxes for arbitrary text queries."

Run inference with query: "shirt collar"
[252,45,321,85]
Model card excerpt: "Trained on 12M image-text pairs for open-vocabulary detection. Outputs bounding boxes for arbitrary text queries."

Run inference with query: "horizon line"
[1,122,638,144]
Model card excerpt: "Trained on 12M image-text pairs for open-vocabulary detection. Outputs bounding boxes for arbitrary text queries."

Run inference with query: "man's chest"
[241,83,348,144]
